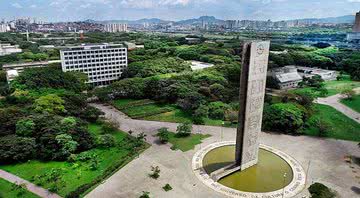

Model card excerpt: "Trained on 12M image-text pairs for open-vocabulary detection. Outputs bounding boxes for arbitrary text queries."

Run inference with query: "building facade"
[268,66,303,89]
[60,44,127,86]
[348,11,360,43]
[3,60,61,82]
[0,24,8,33]
[0,44,22,56]
[104,24,128,33]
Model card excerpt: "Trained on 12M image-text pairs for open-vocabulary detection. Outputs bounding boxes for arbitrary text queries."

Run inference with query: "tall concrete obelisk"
[235,41,270,170]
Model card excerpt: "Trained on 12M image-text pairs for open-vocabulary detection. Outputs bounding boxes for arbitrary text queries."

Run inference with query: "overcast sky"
[0,0,359,22]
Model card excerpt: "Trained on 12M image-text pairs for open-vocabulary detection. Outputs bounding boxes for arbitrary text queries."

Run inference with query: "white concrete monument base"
[192,141,306,198]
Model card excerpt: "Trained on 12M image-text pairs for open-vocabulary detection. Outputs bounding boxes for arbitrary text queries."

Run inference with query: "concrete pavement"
[316,88,360,124]
[87,103,360,198]
[0,169,61,198]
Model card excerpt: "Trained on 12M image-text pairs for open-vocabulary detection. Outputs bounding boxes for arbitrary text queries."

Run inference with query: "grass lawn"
[0,178,39,198]
[0,123,149,197]
[144,109,193,123]
[291,76,360,98]
[304,104,360,142]
[112,99,237,128]
[168,132,211,152]
[340,95,360,113]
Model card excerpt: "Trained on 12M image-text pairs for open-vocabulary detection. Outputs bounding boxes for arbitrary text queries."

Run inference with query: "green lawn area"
[291,76,360,98]
[112,99,236,127]
[0,123,149,197]
[0,178,39,198]
[304,104,360,142]
[340,95,360,113]
[168,132,211,152]
[144,109,193,123]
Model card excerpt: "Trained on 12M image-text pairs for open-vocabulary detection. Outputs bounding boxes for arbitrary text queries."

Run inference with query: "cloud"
[11,3,23,8]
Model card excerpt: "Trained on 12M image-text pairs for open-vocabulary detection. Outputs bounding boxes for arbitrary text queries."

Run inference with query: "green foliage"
[139,191,150,198]
[208,102,231,120]
[33,94,65,114]
[176,122,192,137]
[162,184,173,192]
[308,183,336,198]
[17,52,49,61]
[96,134,116,148]
[33,168,65,193]
[55,134,79,156]
[149,166,160,179]
[341,88,356,100]
[16,119,35,137]
[0,135,37,163]
[263,103,305,134]
[126,57,191,78]
[14,67,86,92]
[156,127,170,144]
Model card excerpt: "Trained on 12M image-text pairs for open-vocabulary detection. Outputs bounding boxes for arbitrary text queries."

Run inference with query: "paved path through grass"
[316,88,360,124]
[88,103,360,198]
[0,169,61,198]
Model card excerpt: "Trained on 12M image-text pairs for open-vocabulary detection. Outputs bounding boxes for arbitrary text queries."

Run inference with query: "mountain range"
[92,15,355,25]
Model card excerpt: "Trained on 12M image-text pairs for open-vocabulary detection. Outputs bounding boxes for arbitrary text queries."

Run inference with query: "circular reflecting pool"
[203,145,293,193]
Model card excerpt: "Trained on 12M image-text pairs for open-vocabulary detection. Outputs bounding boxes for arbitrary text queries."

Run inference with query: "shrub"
[341,89,355,100]
[0,135,37,163]
[263,103,305,134]
[208,102,230,120]
[162,184,173,192]
[308,183,336,198]
[176,122,192,137]
[55,134,79,156]
[156,128,170,144]
[139,191,150,198]
[96,134,116,148]
[16,119,35,137]
[149,166,160,179]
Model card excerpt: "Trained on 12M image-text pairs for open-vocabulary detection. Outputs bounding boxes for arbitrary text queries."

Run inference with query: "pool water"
[202,145,293,193]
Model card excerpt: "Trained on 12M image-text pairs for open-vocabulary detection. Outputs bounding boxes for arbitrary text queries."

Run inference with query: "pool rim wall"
[192,141,306,198]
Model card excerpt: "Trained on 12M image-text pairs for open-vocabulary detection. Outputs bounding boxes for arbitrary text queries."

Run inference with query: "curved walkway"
[87,103,360,198]
[0,169,61,198]
[316,88,360,124]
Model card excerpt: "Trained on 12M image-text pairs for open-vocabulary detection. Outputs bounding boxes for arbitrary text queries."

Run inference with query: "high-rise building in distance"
[60,44,128,86]
[104,24,128,33]
[353,11,360,32]
[347,11,360,42]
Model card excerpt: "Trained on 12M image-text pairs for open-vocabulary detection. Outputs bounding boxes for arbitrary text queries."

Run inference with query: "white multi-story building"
[0,24,8,32]
[60,44,128,86]
[0,44,22,56]
[104,23,128,33]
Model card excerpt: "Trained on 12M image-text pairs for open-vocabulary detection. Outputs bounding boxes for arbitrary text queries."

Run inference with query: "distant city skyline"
[0,0,359,22]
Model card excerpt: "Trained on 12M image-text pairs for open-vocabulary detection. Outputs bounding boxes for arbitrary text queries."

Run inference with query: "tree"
[208,102,231,120]
[176,122,192,137]
[55,134,78,156]
[308,183,336,198]
[156,128,170,144]
[33,94,65,114]
[0,135,37,163]
[225,111,238,124]
[16,119,35,137]
[263,103,305,134]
